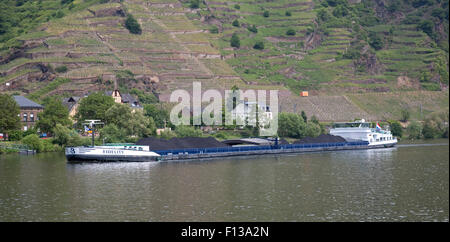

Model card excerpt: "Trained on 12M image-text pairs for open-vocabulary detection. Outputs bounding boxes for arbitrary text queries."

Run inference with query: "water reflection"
[0,144,448,221]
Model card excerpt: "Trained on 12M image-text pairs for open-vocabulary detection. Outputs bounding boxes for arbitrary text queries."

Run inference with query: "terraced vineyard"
[0,0,244,101]
[0,0,448,121]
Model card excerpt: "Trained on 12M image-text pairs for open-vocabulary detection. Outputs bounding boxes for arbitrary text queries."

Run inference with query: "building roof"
[105,90,141,107]
[13,96,43,109]
[62,96,81,112]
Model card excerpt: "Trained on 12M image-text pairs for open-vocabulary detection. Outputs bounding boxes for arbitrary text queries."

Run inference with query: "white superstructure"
[65,145,160,162]
[329,119,397,147]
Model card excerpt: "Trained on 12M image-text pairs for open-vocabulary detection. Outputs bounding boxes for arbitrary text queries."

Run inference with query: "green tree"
[422,119,440,139]
[301,111,308,122]
[0,94,20,140]
[190,0,200,9]
[247,25,258,33]
[389,121,403,138]
[75,92,115,124]
[278,112,306,138]
[100,124,127,143]
[21,134,43,152]
[144,104,170,128]
[400,109,410,122]
[407,121,423,139]
[105,103,155,138]
[305,122,321,138]
[125,14,142,34]
[263,10,270,17]
[253,41,264,50]
[37,96,71,134]
[52,124,83,147]
[230,33,240,48]
[286,29,296,36]
[232,19,240,27]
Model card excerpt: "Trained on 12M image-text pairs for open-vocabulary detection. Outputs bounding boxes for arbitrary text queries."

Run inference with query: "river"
[0,141,448,222]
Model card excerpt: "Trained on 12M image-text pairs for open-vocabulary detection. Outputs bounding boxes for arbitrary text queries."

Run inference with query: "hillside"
[0,0,448,121]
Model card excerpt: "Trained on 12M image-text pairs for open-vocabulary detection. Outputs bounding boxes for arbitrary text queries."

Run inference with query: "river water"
[0,142,448,222]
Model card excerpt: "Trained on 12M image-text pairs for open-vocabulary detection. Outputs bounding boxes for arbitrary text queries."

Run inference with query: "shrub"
[247,25,258,33]
[400,109,410,122]
[263,11,270,17]
[55,65,68,73]
[232,19,240,27]
[190,0,200,9]
[407,121,422,139]
[389,121,403,138]
[253,41,264,50]
[421,82,441,91]
[285,11,292,16]
[174,125,202,138]
[125,14,142,34]
[160,130,177,139]
[210,25,219,34]
[422,120,439,139]
[286,29,296,36]
[230,33,240,48]
[234,4,240,10]
[417,20,434,37]
[8,130,23,141]
[54,10,65,19]
[21,134,44,152]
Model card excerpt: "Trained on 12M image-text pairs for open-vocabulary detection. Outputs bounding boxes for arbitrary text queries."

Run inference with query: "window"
[23,113,27,122]
[30,113,34,122]
[24,126,28,131]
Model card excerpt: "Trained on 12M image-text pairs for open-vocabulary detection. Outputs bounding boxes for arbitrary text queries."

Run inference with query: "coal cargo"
[136,137,229,151]
[293,134,346,144]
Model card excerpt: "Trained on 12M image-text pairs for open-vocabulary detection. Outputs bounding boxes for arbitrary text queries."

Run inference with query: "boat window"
[333,122,371,128]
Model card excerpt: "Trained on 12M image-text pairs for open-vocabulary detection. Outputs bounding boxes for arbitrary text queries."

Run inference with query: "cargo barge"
[65,119,397,163]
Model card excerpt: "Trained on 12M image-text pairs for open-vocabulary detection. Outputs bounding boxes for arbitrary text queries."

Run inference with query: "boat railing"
[153,141,369,156]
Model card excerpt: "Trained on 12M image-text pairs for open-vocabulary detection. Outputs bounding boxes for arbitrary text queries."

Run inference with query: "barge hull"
[157,143,395,161]
[66,154,159,163]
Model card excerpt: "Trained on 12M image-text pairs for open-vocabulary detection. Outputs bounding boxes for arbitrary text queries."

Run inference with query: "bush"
[422,119,440,139]
[125,14,142,34]
[285,11,292,16]
[232,19,240,27]
[421,82,441,91]
[160,130,177,139]
[400,109,410,122]
[8,130,23,141]
[190,0,200,9]
[247,25,258,33]
[234,4,240,10]
[253,41,264,50]
[55,65,68,73]
[389,121,403,138]
[230,33,240,48]
[417,20,434,38]
[407,121,422,140]
[21,134,44,152]
[210,25,219,34]
[263,11,270,18]
[174,125,202,138]
[286,29,296,36]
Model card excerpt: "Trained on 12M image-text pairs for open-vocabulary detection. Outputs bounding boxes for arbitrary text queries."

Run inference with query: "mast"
[83,120,104,147]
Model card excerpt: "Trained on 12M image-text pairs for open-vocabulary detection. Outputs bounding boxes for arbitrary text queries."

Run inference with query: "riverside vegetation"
[1,91,448,153]
[0,0,448,124]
